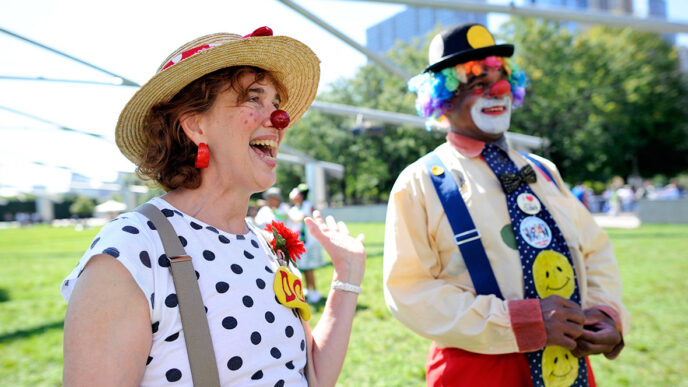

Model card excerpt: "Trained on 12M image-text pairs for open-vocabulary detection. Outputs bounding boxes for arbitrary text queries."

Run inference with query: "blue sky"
[0,0,686,195]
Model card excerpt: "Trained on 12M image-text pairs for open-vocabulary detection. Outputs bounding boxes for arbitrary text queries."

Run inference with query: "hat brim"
[424,44,514,73]
[116,35,320,165]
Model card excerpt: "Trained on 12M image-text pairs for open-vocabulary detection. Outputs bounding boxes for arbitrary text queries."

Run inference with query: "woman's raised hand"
[305,210,366,286]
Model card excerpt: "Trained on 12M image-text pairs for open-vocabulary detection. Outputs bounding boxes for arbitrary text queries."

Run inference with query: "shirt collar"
[446,130,509,158]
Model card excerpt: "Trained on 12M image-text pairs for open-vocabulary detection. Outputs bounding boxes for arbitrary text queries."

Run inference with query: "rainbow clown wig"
[408,56,529,129]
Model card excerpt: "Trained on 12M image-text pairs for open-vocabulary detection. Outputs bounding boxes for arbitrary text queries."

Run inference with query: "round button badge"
[519,216,552,249]
[517,193,541,215]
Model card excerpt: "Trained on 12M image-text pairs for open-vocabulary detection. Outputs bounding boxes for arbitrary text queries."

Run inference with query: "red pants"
[426,342,596,387]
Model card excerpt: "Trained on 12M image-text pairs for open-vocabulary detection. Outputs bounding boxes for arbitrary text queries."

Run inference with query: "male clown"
[383,23,629,386]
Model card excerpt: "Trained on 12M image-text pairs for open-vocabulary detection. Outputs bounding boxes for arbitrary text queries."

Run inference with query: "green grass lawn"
[1,222,687,386]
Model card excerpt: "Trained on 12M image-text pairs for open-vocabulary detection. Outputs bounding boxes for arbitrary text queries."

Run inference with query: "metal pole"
[339,0,688,34]
[276,0,412,79]
[0,27,141,86]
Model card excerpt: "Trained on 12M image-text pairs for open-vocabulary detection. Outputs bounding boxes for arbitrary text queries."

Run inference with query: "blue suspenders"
[519,152,560,191]
[424,150,559,298]
[423,152,503,299]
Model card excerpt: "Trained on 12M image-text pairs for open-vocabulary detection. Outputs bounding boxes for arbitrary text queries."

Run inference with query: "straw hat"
[115,27,320,164]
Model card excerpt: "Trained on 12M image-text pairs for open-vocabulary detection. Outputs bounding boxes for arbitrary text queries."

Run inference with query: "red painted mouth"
[481,105,507,115]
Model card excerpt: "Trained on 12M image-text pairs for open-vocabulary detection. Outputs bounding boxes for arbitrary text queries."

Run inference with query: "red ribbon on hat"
[161,27,274,72]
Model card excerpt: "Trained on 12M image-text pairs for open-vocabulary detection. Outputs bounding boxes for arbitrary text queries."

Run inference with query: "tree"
[283,35,445,204]
[501,18,688,182]
[69,196,95,218]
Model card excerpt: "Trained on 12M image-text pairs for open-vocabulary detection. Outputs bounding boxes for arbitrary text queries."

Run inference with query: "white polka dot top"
[61,197,308,386]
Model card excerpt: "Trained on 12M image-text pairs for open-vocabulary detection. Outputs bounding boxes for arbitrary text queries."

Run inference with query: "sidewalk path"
[592,213,641,229]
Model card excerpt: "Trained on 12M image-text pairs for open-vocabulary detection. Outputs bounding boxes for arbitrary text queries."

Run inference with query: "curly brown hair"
[136,66,287,191]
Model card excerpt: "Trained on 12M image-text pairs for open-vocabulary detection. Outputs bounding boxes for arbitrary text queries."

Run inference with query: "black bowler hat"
[424,23,514,73]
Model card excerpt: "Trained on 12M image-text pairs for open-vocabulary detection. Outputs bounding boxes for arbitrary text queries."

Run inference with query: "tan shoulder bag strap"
[136,203,221,387]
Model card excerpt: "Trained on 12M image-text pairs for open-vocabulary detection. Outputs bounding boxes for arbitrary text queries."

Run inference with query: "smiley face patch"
[541,346,579,387]
[273,266,311,321]
[532,250,575,299]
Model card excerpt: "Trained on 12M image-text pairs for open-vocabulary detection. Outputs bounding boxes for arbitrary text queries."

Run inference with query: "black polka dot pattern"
[165,368,182,382]
[122,225,139,234]
[216,282,229,293]
[139,251,151,268]
[165,294,178,308]
[482,144,587,385]
[265,311,275,323]
[251,331,262,345]
[102,247,119,258]
[231,264,243,274]
[222,316,238,330]
[65,199,308,385]
[158,254,170,268]
[227,356,243,371]
[270,347,282,359]
[203,250,215,261]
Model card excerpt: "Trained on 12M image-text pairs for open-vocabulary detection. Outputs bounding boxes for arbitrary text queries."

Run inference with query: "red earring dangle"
[195,143,209,169]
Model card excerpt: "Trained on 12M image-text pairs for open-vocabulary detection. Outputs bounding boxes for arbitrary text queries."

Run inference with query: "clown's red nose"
[270,110,290,129]
[490,80,511,97]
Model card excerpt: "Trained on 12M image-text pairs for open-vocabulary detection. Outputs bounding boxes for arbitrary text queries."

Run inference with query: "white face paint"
[469,96,512,134]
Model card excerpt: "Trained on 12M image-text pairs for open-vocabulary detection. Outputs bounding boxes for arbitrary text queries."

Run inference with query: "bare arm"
[63,254,152,387]
[303,211,366,387]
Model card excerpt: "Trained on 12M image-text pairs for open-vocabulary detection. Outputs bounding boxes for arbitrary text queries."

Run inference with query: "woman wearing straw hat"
[61,27,366,386]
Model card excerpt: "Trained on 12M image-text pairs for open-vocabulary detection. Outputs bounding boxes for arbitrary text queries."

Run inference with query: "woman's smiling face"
[195,71,285,194]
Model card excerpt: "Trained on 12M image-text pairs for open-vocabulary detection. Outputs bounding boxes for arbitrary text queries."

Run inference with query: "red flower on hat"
[264,221,305,265]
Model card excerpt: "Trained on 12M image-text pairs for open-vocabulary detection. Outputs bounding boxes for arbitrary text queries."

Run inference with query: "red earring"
[270,110,290,129]
[195,143,209,169]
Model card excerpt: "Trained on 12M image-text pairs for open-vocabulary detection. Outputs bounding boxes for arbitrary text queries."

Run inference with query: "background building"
[365,2,488,56]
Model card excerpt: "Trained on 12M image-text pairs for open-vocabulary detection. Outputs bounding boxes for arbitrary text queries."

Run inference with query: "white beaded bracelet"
[331,281,362,294]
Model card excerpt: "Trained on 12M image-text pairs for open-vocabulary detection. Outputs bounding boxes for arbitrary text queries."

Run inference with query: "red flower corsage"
[264,221,306,266]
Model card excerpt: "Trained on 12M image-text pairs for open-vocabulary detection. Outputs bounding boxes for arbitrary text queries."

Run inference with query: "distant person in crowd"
[384,23,628,386]
[61,28,366,386]
[571,183,589,210]
[254,186,289,228]
[288,184,327,304]
[659,178,683,200]
[617,184,635,213]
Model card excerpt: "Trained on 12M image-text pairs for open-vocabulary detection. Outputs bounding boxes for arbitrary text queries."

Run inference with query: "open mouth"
[481,105,506,115]
[249,139,278,161]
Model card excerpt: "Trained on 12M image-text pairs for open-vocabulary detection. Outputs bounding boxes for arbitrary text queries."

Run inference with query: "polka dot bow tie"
[498,164,537,194]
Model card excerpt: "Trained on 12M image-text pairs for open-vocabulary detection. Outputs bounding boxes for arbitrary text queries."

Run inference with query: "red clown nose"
[490,80,511,97]
[270,110,290,129]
